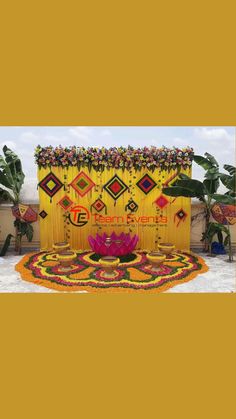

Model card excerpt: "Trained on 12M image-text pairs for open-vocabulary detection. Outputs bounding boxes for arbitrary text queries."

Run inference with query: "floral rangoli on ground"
[16,251,208,293]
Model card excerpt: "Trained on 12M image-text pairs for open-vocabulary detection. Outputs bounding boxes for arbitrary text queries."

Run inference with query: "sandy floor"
[0,252,235,293]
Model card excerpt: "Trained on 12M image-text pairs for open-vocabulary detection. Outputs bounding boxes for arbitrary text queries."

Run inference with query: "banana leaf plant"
[163,153,235,253]
[201,222,230,258]
[0,234,14,256]
[0,146,34,254]
[216,164,236,261]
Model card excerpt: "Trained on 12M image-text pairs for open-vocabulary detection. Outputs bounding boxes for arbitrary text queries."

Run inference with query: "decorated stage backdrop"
[35,146,193,251]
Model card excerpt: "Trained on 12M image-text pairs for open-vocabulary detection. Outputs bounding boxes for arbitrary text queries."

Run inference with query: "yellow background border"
[0,0,235,417]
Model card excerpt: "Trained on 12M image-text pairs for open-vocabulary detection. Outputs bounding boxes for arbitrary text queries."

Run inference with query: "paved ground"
[0,252,235,293]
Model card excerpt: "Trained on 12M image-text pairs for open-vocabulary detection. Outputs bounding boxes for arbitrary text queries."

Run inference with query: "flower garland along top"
[35,145,194,172]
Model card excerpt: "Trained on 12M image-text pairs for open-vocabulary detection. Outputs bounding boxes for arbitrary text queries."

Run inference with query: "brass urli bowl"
[158,243,175,256]
[53,241,70,254]
[99,256,120,277]
[146,251,166,271]
[57,250,77,270]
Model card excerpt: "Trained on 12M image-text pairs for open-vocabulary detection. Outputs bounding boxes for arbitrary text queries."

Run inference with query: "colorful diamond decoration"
[104,175,128,200]
[126,199,138,213]
[70,171,95,197]
[12,205,38,222]
[58,195,74,211]
[174,208,187,226]
[91,199,106,212]
[39,210,48,219]
[39,173,63,198]
[155,194,169,209]
[136,174,156,194]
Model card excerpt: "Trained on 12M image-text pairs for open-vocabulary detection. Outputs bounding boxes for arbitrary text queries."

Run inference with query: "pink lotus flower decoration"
[88,232,139,256]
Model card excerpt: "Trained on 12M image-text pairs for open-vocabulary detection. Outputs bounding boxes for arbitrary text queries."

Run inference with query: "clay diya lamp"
[53,241,70,254]
[105,237,112,247]
[146,251,166,272]
[158,242,175,256]
[99,256,120,278]
[57,250,77,271]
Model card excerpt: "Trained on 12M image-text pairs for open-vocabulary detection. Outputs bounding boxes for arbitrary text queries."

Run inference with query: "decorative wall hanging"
[162,169,179,187]
[136,174,156,194]
[38,172,63,199]
[58,195,74,211]
[104,175,128,200]
[211,203,236,225]
[70,171,95,197]
[91,198,107,213]
[174,208,187,227]
[39,210,48,219]
[125,199,138,213]
[36,147,193,251]
[12,204,38,223]
[154,194,169,209]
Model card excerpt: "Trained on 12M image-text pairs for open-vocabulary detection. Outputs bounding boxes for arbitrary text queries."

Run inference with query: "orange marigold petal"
[69,267,94,280]
[128,267,151,281]
[42,261,58,267]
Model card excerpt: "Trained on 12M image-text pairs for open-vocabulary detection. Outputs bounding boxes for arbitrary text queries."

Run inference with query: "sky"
[0,126,235,202]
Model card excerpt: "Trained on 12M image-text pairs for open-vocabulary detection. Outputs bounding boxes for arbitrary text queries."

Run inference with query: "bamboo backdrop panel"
[38,166,191,251]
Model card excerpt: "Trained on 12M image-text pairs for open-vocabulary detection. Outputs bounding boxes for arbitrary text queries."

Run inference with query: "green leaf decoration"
[220,173,236,191]
[25,224,33,242]
[0,187,14,203]
[192,155,213,170]
[220,173,232,188]
[0,146,25,203]
[13,220,34,243]
[163,186,197,198]
[204,152,219,167]
[224,235,229,246]
[175,179,206,197]
[178,173,191,180]
[217,230,223,244]
[0,234,13,257]
[203,179,219,195]
[223,164,236,175]
[205,222,229,243]
[212,194,236,205]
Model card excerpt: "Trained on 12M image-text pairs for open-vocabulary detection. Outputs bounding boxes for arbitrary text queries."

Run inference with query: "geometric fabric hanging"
[38,172,63,198]
[12,204,38,223]
[211,203,236,225]
[91,198,106,213]
[174,208,187,227]
[154,194,169,209]
[58,195,74,211]
[136,174,156,194]
[39,210,48,219]
[125,199,138,212]
[70,171,95,197]
[104,175,128,200]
